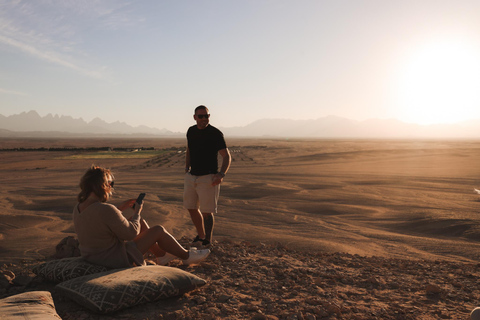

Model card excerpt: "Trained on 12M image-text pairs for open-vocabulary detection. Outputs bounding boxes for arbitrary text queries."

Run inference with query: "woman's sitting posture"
[73,165,210,268]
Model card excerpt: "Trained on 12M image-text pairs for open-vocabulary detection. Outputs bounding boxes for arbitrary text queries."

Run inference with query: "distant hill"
[1,111,480,138]
[0,111,177,137]
[219,116,480,139]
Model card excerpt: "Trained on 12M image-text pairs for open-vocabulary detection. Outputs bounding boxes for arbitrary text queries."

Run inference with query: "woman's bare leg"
[138,219,165,256]
[133,225,188,260]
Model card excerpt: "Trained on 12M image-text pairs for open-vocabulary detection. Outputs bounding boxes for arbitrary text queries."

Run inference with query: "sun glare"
[395,40,480,125]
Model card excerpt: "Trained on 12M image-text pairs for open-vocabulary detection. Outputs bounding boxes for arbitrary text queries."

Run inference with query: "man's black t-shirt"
[187,124,227,176]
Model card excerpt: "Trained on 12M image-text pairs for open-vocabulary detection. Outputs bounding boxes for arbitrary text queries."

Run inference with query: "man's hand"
[212,173,224,186]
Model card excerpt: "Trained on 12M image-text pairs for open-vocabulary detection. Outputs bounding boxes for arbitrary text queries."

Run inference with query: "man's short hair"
[195,105,209,114]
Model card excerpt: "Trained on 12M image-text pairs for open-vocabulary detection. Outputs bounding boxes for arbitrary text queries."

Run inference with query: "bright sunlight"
[395,40,480,125]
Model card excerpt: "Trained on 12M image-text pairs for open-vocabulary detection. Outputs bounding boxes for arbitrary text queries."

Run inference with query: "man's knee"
[188,208,201,216]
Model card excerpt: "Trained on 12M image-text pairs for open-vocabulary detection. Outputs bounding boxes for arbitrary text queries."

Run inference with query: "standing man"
[184,105,231,248]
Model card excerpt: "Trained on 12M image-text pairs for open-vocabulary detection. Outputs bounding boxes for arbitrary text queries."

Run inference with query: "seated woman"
[73,165,210,269]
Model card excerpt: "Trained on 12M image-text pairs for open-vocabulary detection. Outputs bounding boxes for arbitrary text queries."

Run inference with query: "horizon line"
[2,109,480,132]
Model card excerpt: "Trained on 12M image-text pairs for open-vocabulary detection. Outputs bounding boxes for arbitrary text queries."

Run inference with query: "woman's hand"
[133,200,143,215]
[117,199,137,212]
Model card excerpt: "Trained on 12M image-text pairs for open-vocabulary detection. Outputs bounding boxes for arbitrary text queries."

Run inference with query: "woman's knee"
[151,225,167,235]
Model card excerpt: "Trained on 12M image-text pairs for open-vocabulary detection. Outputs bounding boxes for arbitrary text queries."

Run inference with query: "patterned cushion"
[0,291,61,319]
[32,257,109,283]
[55,265,206,314]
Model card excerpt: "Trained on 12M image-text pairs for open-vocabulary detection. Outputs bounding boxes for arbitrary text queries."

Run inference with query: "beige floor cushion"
[33,257,109,283]
[0,291,61,320]
[56,265,206,313]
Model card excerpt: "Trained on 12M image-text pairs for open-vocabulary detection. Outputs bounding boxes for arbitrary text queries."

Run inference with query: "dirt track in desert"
[1,137,480,265]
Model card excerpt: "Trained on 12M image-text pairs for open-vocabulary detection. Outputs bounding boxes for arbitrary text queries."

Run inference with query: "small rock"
[2,270,15,281]
[326,302,342,315]
[194,296,207,305]
[206,307,221,315]
[252,313,267,320]
[218,294,232,302]
[244,304,260,312]
[426,284,442,294]
[304,313,316,320]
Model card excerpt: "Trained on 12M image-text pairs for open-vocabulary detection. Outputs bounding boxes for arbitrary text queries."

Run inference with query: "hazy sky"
[1,0,480,132]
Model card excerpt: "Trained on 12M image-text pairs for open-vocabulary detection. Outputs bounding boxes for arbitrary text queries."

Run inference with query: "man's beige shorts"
[183,173,220,213]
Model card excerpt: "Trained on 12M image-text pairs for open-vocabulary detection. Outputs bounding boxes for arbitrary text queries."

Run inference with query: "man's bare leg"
[203,213,214,243]
[188,209,206,239]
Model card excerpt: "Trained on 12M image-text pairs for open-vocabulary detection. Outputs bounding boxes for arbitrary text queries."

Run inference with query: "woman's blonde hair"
[77,165,114,203]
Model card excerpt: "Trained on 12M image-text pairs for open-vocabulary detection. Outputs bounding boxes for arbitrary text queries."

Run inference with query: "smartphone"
[133,193,146,209]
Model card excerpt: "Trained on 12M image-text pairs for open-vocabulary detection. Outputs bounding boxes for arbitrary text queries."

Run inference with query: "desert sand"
[1,137,480,319]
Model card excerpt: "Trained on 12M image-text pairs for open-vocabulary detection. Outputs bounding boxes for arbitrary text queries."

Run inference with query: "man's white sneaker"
[182,248,210,265]
[155,252,176,266]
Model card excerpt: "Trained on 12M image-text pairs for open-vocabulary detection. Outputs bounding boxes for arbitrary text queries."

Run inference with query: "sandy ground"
[1,137,480,319]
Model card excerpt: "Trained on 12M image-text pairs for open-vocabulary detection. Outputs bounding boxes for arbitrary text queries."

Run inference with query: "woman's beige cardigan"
[73,202,145,268]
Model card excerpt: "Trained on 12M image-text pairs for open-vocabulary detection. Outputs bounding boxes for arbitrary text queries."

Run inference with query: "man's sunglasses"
[197,114,210,119]
[108,181,115,188]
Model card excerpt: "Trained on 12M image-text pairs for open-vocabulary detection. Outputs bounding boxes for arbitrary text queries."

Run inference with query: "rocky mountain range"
[1,110,480,139]
[0,111,175,137]
[219,116,480,139]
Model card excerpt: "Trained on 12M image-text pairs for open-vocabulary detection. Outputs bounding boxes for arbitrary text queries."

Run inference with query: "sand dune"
[1,138,480,265]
